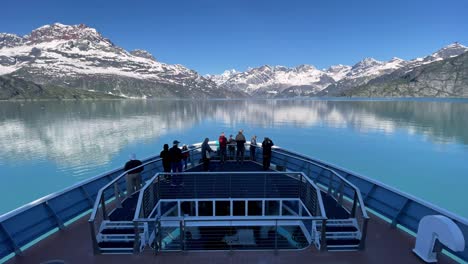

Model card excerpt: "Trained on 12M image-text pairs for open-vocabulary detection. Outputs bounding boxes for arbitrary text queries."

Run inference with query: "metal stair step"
[325,225,358,232]
[326,238,361,246]
[98,241,134,248]
[101,228,135,235]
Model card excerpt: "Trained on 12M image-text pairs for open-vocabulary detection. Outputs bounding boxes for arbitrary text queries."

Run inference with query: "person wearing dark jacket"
[124,153,143,197]
[227,135,235,160]
[160,144,171,173]
[160,144,171,182]
[218,132,227,164]
[235,130,246,164]
[169,140,183,186]
[262,137,274,170]
[201,138,214,171]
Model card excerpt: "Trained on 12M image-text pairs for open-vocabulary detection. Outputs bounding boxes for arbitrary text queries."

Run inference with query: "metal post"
[0,222,22,256]
[44,202,65,230]
[338,182,344,206]
[157,178,160,202]
[359,218,369,250]
[194,174,198,199]
[114,183,122,208]
[327,173,333,196]
[351,192,358,218]
[180,220,185,251]
[100,195,108,220]
[274,219,278,254]
[88,221,100,255]
[298,174,303,198]
[157,218,162,254]
[149,184,155,217]
[80,186,95,207]
[229,222,233,254]
[133,221,140,254]
[320,219,327,251]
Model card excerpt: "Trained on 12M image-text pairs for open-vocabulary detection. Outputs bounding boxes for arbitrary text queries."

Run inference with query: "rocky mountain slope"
[0,75,121,100]
[339,50,468,97]
[1,23,466,99]
[209,43,468,97]
[0,23,240,99]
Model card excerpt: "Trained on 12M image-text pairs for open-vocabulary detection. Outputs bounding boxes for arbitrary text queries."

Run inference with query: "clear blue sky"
[1,0,467,74]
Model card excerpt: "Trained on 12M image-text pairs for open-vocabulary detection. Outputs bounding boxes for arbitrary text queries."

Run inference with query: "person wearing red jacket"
[218,132,227,164]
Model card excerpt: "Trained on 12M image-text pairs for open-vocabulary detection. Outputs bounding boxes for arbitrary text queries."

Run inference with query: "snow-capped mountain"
[0,23,235,98]
[209,42,467,97]
[205,69,238,85]
[211,57,408,97]
[216,64,335,97]
[325,64,352,81]
[1,23,466,99]
[425,42,468,61]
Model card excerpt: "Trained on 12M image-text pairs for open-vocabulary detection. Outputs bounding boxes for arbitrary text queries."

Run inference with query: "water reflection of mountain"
[0,99,467,166]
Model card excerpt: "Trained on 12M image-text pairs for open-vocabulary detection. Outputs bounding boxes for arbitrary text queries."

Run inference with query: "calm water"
[0,99,467,218]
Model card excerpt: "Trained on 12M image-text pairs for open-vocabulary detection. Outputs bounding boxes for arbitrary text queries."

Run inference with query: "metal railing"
[1,141,466,261]
[152,218,314,252]
[0,153,158,260]
[133,171,327,252]
[265,147,370,249]
[88,158,163,253]
[134,172,326,220]
[88,145,202,254]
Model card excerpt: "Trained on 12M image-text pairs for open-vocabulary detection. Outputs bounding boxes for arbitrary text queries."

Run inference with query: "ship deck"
[6,210,457,264]
[4,160,459,264]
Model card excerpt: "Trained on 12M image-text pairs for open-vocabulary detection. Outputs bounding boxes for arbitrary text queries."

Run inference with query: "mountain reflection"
[0,99,467,166]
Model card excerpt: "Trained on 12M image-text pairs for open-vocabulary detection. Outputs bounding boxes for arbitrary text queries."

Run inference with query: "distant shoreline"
[1,97,468,103]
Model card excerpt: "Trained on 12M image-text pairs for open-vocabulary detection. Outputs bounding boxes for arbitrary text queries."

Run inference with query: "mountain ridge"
[0,23,241,99]
[210,43,467,97]
[1,23,467,99]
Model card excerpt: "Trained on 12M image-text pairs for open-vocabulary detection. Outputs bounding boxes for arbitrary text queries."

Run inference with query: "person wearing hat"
[123,153,143,197]
[169,140,183,186]
[235,129,246,164]
[218,132,227,164]
[262,137,274,170]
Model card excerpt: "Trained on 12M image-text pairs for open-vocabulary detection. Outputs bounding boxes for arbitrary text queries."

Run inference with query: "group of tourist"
[216,130,274,170]
[123,130,275,195]
[159,140,188,186]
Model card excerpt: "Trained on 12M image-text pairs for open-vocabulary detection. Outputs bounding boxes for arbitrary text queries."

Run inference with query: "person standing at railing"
[170,140,183,186]
[262,137,274,170]
[235,130,246,164]
[250,135,257,161]
[201,138,214,171]
[124,153,143,197]
[228,134,235,160]
[160,144,171,182]
[218,132,227,164]
[182,144,189,170]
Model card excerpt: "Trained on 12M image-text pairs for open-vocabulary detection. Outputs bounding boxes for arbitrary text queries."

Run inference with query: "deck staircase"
[315,191,362,251]
[96,193,147,254]
[97,221,147,254]
[321,219,361,251]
